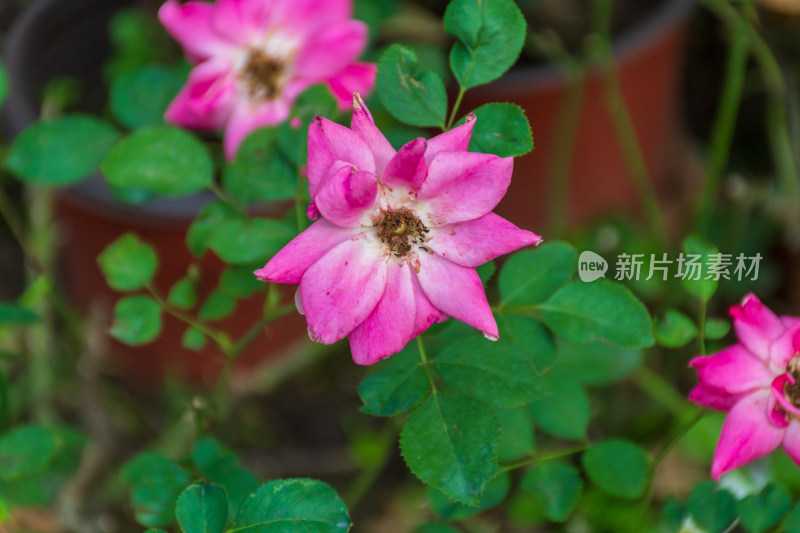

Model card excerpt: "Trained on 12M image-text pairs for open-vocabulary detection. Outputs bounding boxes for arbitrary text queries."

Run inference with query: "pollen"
[376,207,428,257]
[786,356,800,407]
[241,49,286,101]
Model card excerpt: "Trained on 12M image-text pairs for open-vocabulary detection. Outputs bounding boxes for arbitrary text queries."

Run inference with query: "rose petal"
[223,100,289,160]
[254,219,361,284]
[416,252,497,339]
[417,152,513,226]
[211,0,271,44]
[781,419,800,467]
[164,59,236,130]
[158,1,234,62]
[295,21,368,79]
[332,64,378,111]
[711,389,785,480]
[301,234,388,344]
[410,268,448,335]
[689,344,773,395]
[269,0,352,36]
[427,212,542,267]
[730,293,786,360]
[349,261,416,365]
[307,116,375,198]
[382,138,427,191]
[423,114,476,163]
[314,163,378,228]
[769,324,800,372]
[350,92,394,173]
[688,383,742,412]
[770,374,800,419]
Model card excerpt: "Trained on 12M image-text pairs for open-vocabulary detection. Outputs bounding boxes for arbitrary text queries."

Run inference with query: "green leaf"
[223,128,296,205]
[476,260,496,287]
[400,393,499,505]
[552,340,643,387]
[5,115,120,185]
[581,441,650,499]
[219,266,263,299]
[167,277,197,310]
[434,336,546,408]
[467,103,532,157]
[358,345,431,417]
[496,313,557,372]
[496,407,535,463]
[110,64,187,129]
[499,242,577,307]
[781,502,800,533]
[144,530,168,533]
[527,374,589,440]
[0,426,60,480]
[0,304,38,325]
[444,0,526,89]
[121,453,192,527]
[704,317,730,340]
[97,233,158,291]
[176,481,229,533]
[208,217,295,265]
[110,296,162,345]
[415,525,458,533]
[687,481,736,533]
[182,328,207,352]
[521,463,583,522]
[654,309,697,348]
[736,484,791,533]
[231,479,350,532]
[191,438,260,518]
[198,290,236,322]
[0,63,7,108]
[681,236,719,303]
[101,125,212,197]
[376,45,447,128]
[428,471,510,521]
[187,202,239,257]
[540,280,655,348]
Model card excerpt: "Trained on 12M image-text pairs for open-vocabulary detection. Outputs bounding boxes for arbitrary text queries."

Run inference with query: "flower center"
[375,207,428,257]
[785,356,800,407]
[241,49,286,101]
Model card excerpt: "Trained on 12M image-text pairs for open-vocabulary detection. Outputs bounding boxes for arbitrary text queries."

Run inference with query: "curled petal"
[711,389,785,480]
[350,92,394,173]
[349,262,416,365]
[223,100,289,160]
[307,117,375,198]
[314,163,378,228]
[164,59,236,130]
[158,1,233,62]
[769,325,800,372]
[417,152,513,226]
[689,344,773,395]
[301,234,388,344]
[770,374,800,420]
[416,252,497,339]
[424,114,476,163]
[382,138,427,190]
[295,21,368,79]
[730,293,786,360]
[254,219,361,284]
[688,383,742,412]
[427,213,542,267]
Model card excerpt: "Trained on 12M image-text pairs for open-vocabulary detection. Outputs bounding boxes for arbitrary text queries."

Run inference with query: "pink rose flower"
[158,0,375,159]
[689,293,800,479]
[254,94,541,365]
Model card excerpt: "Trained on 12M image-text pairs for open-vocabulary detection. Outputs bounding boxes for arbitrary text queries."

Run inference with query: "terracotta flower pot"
[463,0,694,232]
[1,0,307,386]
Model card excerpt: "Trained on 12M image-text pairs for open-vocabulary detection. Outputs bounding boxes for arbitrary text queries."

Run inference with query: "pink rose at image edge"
[689,293,800,479]
[158,0,376,159]
[254,94,542,365]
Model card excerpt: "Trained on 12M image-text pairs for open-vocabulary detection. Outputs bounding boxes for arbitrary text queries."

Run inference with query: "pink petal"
[711,389,785,480]
[349,262,417,365]
[295,21,369,79]
[301,234,388,344]
[768,325,800,371]
[314,163,379,228]
[164,59,236,130]
[417,152,513,226]
[330,64,378,111]
[307,116,375,198]
[770,374,800,419]
[351,92,394,173]
[223,100,289,160]
[158,1,233,63]
[254,219,361,284]
[730,293,786,360]
[427,213,542,267]
[382,138,427,190]
[410,268,448,335]
[269,0,351,36]
[781,419,800,466]
[416,252,498,339]
[424,114,476,163]
[688,383,742,412]
[689,344,773,395]
[211,0,271,44]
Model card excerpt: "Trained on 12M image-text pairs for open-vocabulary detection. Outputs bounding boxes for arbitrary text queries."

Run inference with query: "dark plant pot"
[1,0,307,386]
[465,0,694,232]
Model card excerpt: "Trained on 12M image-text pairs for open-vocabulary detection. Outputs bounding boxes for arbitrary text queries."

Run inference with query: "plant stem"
[417,336,437,393]
[698,299,708,356]
[446,87,467,131]
[345,420,400,509]
[501,444,588,472]
[695,15,749,234]
[633,366,692,418]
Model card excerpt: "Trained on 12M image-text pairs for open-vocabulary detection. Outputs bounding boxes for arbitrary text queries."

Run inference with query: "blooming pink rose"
[254,94,541,365]
[158,0,375,159]
[689,293,800,479]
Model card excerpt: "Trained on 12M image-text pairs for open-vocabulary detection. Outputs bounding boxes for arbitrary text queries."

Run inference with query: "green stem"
[767,92,800,202]
[344,420,400,509]
[446,87,467,131]
[633,366,692,418]
[698,299,708,356]
[695,17,749,234]
[501,445,588,472]
[417,337,437,393]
